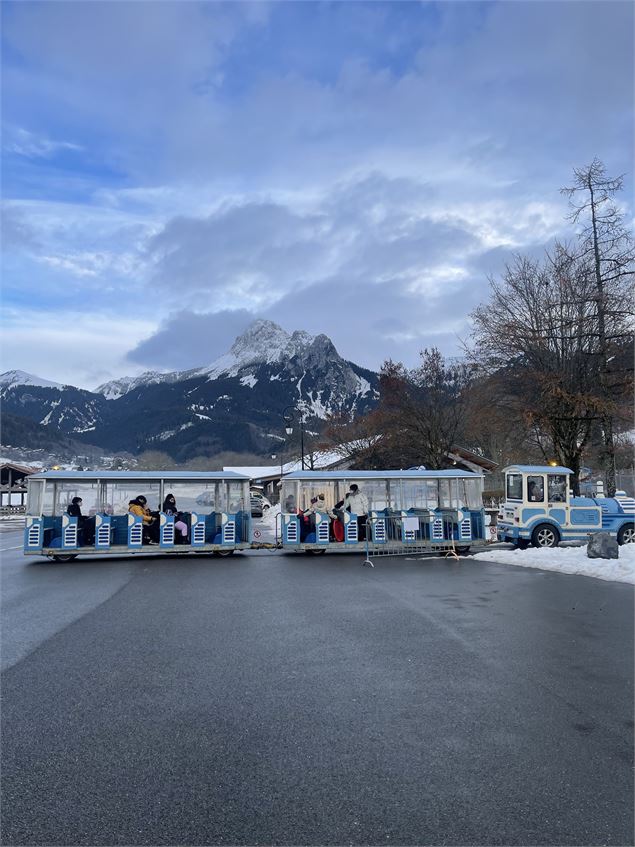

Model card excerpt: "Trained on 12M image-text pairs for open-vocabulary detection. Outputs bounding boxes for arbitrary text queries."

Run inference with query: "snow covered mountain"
[1,321,380,461]
[0,370,64,390]
[95,371,185,401]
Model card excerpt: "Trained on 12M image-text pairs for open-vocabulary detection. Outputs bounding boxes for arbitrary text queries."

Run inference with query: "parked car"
[250,489,272,518]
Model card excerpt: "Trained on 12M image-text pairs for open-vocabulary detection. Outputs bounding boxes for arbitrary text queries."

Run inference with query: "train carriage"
[23,471,251,562]
[280,470,486,555]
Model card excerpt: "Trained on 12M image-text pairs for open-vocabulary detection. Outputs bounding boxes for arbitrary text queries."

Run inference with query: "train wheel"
[50,554,78,563]
[307,548,327,555]
[531,524,560,548]
[215,550,234,557]
[617,524,635,545]
[455,546,471,555]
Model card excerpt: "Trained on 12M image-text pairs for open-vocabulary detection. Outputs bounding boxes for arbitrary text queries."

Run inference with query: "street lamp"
[282,404,306,470]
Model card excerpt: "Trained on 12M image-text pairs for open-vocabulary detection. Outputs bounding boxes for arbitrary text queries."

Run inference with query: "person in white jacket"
[343,483,368,538]
[343,484,369,540]
[344,484,369,516]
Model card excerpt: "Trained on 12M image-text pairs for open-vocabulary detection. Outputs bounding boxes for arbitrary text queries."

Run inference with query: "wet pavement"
[1,533,633,845]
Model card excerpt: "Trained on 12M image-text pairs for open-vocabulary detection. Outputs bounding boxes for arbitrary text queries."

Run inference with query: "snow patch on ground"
[474,543,635,584]
[250,503,281,544]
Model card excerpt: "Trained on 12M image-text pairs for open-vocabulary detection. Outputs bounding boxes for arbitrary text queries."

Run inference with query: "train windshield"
[506,473,523,501]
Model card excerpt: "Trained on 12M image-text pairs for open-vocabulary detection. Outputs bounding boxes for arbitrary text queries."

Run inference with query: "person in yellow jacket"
[129,495,158,543]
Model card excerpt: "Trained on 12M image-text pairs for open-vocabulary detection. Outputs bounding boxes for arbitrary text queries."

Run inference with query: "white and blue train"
[23,471,252,562]
[496,465,635,548]
[280,469,487,554]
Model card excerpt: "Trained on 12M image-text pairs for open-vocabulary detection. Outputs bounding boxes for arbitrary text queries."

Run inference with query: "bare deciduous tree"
[561,158,635,494]
[470,243,632,494]
[321,409,390,469]
[375,349,475,470]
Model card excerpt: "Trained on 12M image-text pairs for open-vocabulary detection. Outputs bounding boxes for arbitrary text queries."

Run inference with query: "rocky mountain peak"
[229,320,294,366]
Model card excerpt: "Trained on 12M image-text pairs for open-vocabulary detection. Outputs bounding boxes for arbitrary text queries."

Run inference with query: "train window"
[548,475,567,503]
[527,475,544,502]
[54,481,100,516]
[106,482,161,515]
[424,480,439,509]
[363,479,391,511]
[401,480,429,509]
[163,481,220,513]
[27,480,44,516]
[439,480,454,508]
[506,474,523,501]
[460,478,482,509]
[226,481,246,513]
[43,483,55,515]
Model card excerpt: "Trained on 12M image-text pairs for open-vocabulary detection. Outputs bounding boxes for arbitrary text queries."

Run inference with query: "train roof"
[29,470,251,481]
[284,469,483,480]
[503,465,572,475]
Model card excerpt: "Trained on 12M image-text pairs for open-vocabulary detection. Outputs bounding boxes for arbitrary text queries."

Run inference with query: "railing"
[0,505,26,516]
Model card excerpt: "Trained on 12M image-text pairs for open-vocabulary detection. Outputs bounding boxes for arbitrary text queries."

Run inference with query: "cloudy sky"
[2,0,632,388]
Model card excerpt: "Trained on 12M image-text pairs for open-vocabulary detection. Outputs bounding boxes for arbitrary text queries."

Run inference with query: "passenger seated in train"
[129,495,158,544]
[67,496,95,544]
[298,497,319,541]
[162,493,188,543]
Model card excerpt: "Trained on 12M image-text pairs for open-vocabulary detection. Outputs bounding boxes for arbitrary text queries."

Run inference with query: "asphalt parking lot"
[1,534,633,846]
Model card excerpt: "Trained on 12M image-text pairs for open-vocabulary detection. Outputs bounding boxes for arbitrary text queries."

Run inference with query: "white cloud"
[4,126,83,159]
[0,310,156,389]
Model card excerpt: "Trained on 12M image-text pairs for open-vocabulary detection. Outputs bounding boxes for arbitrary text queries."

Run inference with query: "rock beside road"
[587,531,619,560]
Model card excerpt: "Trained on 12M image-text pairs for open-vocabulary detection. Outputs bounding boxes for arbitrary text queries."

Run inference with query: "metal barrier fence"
[362,512,477,567]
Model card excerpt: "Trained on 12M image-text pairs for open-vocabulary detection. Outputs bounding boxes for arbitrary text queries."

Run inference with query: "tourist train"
[23,468,487,560]
[22,465,633,561]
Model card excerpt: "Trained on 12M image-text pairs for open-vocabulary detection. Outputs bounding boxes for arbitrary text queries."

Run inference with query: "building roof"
[448,446,498,473]
[0,462,38,474]
[0,462,37,487]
